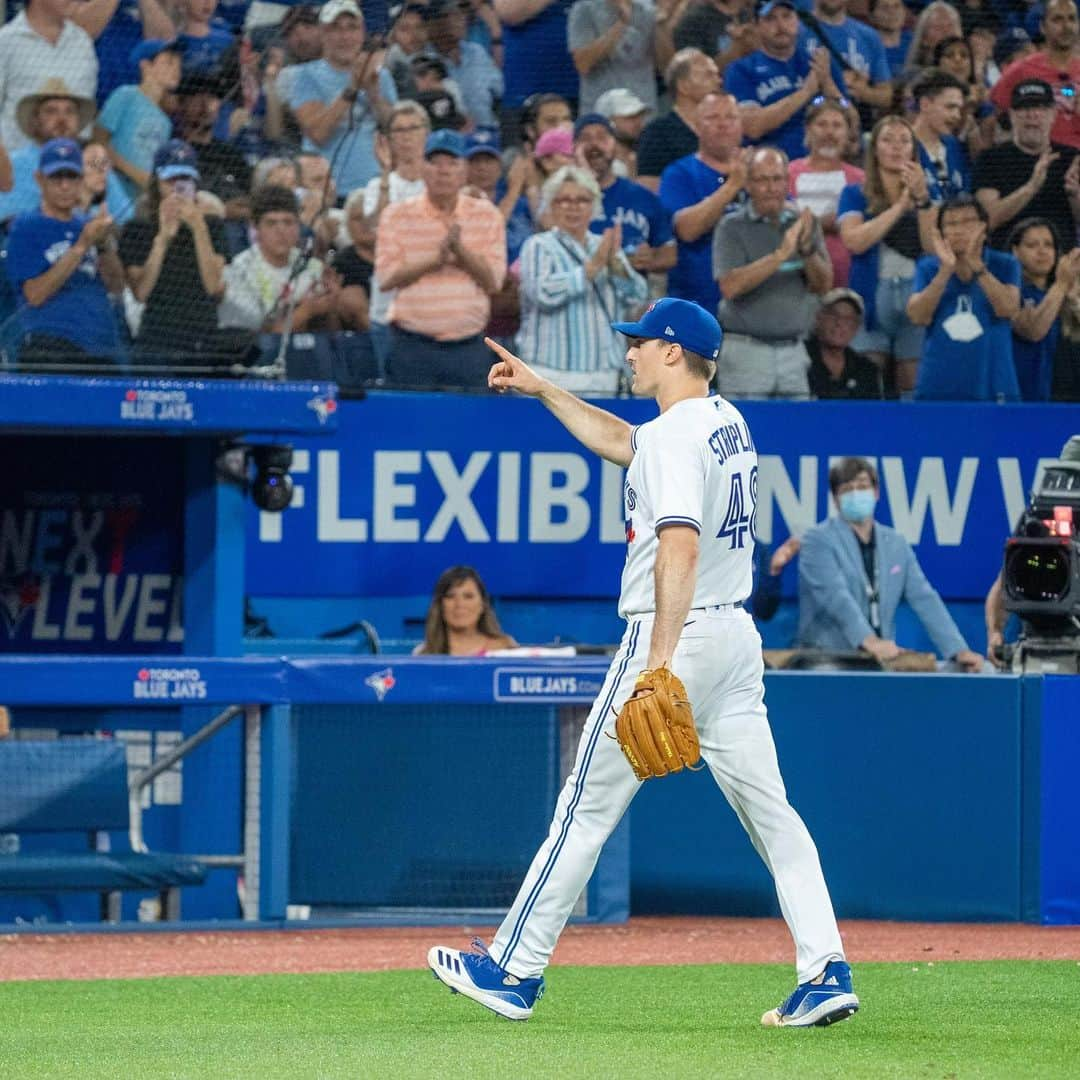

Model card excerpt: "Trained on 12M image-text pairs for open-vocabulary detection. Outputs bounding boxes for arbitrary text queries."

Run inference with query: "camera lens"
[1006,544,1069,603]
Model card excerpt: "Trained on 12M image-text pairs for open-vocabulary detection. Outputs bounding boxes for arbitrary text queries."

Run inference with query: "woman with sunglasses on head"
[789,97,864,286]
[1009,217,1080,400]
[837,115,937,395]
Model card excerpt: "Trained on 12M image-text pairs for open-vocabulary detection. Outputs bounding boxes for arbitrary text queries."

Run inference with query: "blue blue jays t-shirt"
[93,0,142,106]
[798,17,890,95]
[918,135,970,203]
[590,176,674,253]
[495,178,533,263]
[1012,280,1059,401]
[502,0,578,107]
[179,22,236,74]
[659,154,740,312]
[884,28,913,78]
[725,49,813,159]
[6,210,120,357]
[913,248,1022,401]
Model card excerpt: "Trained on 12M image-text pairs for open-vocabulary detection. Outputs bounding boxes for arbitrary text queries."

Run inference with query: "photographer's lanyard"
[858,533,881,637]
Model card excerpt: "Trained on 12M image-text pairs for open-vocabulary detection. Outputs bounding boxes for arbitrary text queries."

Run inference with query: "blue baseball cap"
[39,137,83,177]
[130,37,182,66]
[153,138,200,180]
[424,128,467,158]
[465,127,501,158]
[573,112,614,139]
[611,297,723,360]
[755,0,796,17]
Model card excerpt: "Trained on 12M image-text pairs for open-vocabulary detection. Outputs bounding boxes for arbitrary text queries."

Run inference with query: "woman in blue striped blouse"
[516,165,648,395]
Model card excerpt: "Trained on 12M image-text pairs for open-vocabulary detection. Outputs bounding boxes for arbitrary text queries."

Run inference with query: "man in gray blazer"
[797,456,984,671]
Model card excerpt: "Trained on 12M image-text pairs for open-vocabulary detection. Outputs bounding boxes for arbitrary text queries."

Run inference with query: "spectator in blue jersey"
[1010,217,1080,400]
[0,80,97,226]
[801,0,894,113]
[714,146,832,398]
[910,69,971,203]
[908,194,1022,400]
[176,0,236,74]
[725,0,832,161]
[574,113,676,279]
[289,0,398,194]
[6,138,123,366]
[838,115,936,395]
[659,91,746,310]
[636,47,719,191]
[494,0,579,119]
[932,36,995,157]
[424,0,504,128]
[95,38,182,203]
[92,0,177,109]
[465,129,534,263]
[567,0,661,115]
[868,0,912,79]
[516,165,648,393]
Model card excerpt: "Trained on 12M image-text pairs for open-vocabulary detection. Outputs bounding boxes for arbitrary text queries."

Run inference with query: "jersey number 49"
[717,467,758,550]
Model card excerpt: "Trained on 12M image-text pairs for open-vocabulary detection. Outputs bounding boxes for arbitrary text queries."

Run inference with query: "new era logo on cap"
[665,326,675,336]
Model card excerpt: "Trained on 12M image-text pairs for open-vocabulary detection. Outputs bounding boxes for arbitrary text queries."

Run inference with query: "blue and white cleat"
[761,960,859,1028]
[428,940,545,1021]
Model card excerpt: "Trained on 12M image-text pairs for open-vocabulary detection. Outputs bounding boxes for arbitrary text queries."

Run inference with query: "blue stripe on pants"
[497,620,640,969]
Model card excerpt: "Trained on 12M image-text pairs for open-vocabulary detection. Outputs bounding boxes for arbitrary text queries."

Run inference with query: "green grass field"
[2,961,1078,1079]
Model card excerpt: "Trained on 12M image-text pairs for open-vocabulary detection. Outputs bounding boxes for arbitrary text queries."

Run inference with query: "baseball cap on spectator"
[175,69,228,97]
[820,288,865,316]
[411,55,450,79]
[415,89,467,130]
[280,4,319,34]
[755,0,796,17]
[421,0,459,20]
[154,138,200,180]
[573,112,614,139]
[466,127,501,158]
[130,38,183,66]
[594,88,649,119]
[534,128,574,158]
[38,137,83,177]
[424,128,467,158]
[15,78,96,140]
[1011,79,1055,109]
[993,27,1032,69]
[612,297,723,360]
[319,0,363,24]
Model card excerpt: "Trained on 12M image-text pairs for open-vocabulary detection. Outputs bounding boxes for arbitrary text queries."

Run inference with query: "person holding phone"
[118,138,230,368]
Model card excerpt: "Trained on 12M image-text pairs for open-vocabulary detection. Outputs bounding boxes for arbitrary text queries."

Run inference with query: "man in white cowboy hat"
[0,77,96,225]
[0,0,99,152]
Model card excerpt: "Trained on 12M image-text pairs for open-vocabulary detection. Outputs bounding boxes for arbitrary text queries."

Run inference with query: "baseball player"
[429,298,857,1027]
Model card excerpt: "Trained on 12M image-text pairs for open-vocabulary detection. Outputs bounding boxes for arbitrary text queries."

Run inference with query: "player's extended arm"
[646,525,699,669]
[486,338,635,466]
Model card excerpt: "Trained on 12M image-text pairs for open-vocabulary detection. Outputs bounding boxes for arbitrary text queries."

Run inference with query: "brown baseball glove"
[614,667,701,781]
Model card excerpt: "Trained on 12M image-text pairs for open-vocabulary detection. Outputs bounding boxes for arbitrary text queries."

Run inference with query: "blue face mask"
[838,489,876,523]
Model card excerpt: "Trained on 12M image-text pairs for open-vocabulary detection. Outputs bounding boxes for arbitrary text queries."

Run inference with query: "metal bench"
[0,739,207,922]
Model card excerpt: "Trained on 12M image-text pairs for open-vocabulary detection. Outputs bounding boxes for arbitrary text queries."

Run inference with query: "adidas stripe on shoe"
[428,941,545,1021]
[761,960,859,1028]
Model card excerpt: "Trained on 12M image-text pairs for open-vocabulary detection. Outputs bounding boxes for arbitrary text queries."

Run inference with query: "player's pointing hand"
[485,338,548,396]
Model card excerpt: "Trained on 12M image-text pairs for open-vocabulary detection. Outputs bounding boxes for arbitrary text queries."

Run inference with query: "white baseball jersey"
[618,395,756,617]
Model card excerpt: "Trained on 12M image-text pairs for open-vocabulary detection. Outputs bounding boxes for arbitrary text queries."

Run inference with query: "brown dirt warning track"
[1,917,1078,983]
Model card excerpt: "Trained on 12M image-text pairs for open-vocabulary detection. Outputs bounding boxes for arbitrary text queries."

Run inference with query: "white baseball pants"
[491,605,846,984]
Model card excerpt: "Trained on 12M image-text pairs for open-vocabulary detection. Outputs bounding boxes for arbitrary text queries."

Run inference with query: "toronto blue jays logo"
[0,574,41,635]
[306,395,338,424]
[364,667,397,701]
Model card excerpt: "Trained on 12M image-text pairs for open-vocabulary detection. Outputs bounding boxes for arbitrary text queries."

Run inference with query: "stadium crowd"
[0,0,1078,399]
